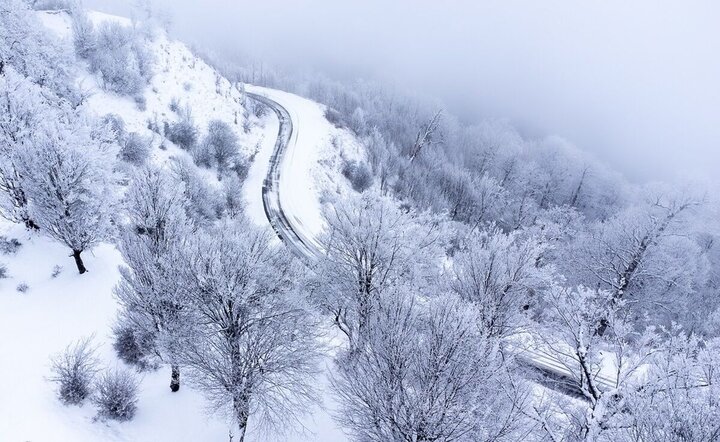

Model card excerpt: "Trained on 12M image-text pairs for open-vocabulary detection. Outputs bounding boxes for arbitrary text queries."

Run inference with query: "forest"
[2,1,720,441]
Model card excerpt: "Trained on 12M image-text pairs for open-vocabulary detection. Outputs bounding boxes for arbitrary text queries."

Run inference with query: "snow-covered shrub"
[51,265,63,278]
[16,282,29,293]
[50,337,99,405]
[112,322,158,371]
[70,7,95,59]
[324,108,347,129]
[0,263,7,279]
[342,160,373,193]
[169,96,180,113]
[120,133,151,166]
[171,158,222,223]
[82,22,153,96]
[201,119,240,176]
[93,367,140,422]
[134,94,147,111]
[222,173,245,218]
[30,0,74,10]
[191,142,213,168]
[102,114,127,141]
[0,236,22,255]
[167,119,198,150]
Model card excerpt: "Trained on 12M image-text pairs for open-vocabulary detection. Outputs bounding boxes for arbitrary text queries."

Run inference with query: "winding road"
[247,91,616,400]
[247,92,321,263]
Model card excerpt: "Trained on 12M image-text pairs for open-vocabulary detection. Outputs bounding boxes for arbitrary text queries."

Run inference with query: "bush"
[167,119,198,150]
[0,236,22,255]
[169,97,180,113]
[71,7,95,59]
[83,22,153,96]
[50,337,99,405]
[171,158,223,223]
[120,133,151,166]
[93,368,140,422]
[51,265,63,278]
[325,108,347,129]
[31,0,74,10]
[342,160,373,193]
[191,142,213,168]
[0,264,7,279]
[16,282,29,293]
[112,322,158,371]
[202,120,240,175]
[134,94,147,111]
[101,114,127,142]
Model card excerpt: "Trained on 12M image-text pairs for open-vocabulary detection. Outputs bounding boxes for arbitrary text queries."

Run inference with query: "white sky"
[87,0,720,182]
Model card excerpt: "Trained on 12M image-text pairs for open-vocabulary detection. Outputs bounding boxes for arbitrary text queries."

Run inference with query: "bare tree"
[408,109,443,163]
[312,191,445,349]
[179,220,321,441]
[115,166,192,391]
[527,285,656,441]
[19,114,117,274]
[332,291,531,442]
[449,227,550,339]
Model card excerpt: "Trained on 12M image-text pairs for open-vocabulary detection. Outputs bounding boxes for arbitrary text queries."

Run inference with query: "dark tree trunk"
[72,249,87,274]
[170,365,180,392]
[234,396,249,442]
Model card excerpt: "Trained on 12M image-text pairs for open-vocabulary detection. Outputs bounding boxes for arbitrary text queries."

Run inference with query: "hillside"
[0,7,360,442]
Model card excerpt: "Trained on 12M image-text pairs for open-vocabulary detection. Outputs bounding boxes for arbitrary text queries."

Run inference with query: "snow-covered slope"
[0,9,364,442]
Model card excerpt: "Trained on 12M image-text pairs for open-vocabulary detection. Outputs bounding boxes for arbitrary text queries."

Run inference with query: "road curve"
[248,92,321,264]
[247,91,616,400]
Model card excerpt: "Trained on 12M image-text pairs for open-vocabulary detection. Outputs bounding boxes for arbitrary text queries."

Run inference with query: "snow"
[0,9,365,442]
[0,222,233,441]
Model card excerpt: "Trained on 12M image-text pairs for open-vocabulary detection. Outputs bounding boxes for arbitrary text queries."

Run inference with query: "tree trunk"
[72,249,87,274]
[170,365,180,392]
[234,395,250,442]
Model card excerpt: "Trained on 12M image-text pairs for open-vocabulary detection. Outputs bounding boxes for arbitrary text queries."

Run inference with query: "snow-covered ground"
[0,9,365,442]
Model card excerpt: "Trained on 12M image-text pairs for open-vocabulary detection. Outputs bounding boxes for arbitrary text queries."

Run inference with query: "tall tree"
[0,65,47,228]
[312,191,445,349]
[19,113,117,273]
[115,166,192,391]
[449,227,550,339]
[332,291,530,442]
[179,221,321,441]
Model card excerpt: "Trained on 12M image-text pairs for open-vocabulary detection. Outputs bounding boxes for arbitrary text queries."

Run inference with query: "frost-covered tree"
[170,157,223,223]
[19,114,117,274]
[77,20,153,96]
[333,291,530,442]
[312,191,445,349]
[528,285,656,441]
[70,6,95,59]
[618,333,720,442]
[0,66,48,228]
[179,221,321,441]
[449,227,550,339]
[1,0,77,101]
[201,119,240,178]
[115,166,192,391]
[568,186,708,329]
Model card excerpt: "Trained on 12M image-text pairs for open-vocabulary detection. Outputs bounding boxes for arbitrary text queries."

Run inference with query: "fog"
[86,0,720,182]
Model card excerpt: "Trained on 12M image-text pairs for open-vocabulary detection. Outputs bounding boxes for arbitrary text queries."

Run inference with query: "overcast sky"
[87,0,720,182]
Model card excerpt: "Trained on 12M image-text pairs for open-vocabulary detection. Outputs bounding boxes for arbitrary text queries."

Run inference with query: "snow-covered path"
[245,86,332,262]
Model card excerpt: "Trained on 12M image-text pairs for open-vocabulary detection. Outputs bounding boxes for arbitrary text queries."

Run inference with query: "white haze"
[87,0,720,182]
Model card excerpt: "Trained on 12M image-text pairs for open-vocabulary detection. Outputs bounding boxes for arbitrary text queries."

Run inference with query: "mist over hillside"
[3,1,720,441]
[86,0,720,182]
